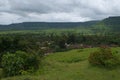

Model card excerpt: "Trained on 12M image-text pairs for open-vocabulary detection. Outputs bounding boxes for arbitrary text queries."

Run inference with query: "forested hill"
[103,16,120,31]
[0,21,98,30]
[89,16,120,33]
[0,16,120,32]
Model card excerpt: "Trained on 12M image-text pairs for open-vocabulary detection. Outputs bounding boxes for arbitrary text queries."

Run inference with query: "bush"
[0,68,3,79]
[88,47,120,68]
[1,51,39,77]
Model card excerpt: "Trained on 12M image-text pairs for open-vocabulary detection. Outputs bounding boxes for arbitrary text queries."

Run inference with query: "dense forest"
[0,32,120,70]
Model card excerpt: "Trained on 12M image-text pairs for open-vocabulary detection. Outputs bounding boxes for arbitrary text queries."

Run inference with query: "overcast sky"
[0,0,120,24]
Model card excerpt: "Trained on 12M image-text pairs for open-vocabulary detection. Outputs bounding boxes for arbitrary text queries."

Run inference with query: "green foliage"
[88,47,120,68]
[0,31,119,69]
[57,39,66,49]
[0,68,3,79]
[1,47,120,80]
[1,51,39,77]
[2,52,25,76]
[53,45,61,52]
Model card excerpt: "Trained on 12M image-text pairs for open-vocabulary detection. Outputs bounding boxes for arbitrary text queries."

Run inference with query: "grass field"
[1,47,120,80]
[0,28,92,35]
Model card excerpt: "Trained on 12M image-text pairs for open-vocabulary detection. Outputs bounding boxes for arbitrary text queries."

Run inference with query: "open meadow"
[1,47,120,80]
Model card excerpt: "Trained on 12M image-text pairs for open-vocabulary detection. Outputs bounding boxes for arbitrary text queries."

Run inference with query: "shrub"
[88,47,120,68]
[1,51,39,77]
[25,54,39,70]
[0,68,3,79]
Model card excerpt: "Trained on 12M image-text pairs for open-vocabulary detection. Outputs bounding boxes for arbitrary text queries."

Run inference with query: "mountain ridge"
[0,21,99,30]
[0,16,119,33]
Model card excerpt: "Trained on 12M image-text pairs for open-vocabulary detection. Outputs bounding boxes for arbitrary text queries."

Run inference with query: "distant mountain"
[91,16,120,33]
[0,21,98,30]
[0,16,120,34]
[103,16,120,31]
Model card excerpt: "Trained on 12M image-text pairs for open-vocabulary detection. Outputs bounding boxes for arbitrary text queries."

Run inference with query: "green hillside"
[1,47,120,80]
[103,16,120,31]
[91,16,120,33]
[0,16,120,34]
[0,21,98,30]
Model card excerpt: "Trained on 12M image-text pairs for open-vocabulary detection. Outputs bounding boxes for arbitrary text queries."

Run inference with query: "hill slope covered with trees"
[0,16,120,34]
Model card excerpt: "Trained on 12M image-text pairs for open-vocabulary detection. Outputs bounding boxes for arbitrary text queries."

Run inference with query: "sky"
[0,0,120,24]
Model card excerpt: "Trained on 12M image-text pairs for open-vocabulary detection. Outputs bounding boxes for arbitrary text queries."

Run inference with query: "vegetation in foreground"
[1,47,120,80]
[0,29,119,80]
[89,47,120,68]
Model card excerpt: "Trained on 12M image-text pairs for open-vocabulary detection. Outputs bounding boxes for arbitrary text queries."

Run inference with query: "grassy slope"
[0,28,92,35]
[2,47,120,80]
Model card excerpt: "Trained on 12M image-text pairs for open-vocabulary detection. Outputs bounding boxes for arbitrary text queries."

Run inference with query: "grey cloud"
[0,0,120,24]
[8,0,75,14]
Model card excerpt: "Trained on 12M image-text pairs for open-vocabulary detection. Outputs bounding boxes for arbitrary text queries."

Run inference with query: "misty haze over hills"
[0,16,119,33]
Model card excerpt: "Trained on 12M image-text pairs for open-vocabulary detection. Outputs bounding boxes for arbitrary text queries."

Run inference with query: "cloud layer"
[0,0,120,24]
